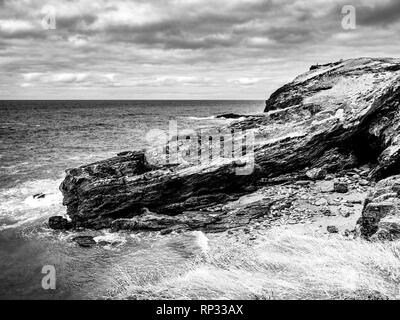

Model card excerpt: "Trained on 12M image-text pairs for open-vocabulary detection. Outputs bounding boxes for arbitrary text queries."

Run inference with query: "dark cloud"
[1,0,400,99]
[56,14,98,31]
[357,0,400,26]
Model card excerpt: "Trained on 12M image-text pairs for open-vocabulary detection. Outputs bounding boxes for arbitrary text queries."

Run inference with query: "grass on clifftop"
[108,230,400,300]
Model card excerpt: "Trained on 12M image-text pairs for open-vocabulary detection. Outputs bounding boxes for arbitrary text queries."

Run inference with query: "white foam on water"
[187,116,216,120]
[192,231,210,255]
[94,230,127,248]
[23,193,62,208]
[0,178,64,230]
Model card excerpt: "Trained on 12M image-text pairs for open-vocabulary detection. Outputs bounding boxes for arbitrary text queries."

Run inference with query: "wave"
[0,178,64,230]
[94,231,128,250]
[192,231,210,255]
[186,116,216,120]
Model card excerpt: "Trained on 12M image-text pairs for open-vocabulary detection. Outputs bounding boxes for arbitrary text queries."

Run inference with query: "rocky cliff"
[56,58,400,233]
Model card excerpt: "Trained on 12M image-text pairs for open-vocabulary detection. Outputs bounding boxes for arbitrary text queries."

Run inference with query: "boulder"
[370,216,400,241]
[72,236,96,248]
[357,175,400,239]
[48,216,72,230]
[306,168,327,181]
[334,181,349,193]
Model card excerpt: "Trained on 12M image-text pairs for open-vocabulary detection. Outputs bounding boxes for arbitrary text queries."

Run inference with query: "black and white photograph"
[1,0,400,306]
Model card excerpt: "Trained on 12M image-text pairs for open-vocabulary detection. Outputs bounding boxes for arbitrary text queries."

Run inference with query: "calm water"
[0,100,263,299]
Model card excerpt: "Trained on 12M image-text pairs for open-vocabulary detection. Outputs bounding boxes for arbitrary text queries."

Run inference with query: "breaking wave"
[0,178,64,230]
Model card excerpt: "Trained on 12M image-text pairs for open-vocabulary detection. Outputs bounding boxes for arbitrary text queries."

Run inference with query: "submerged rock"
[60,58,400,232]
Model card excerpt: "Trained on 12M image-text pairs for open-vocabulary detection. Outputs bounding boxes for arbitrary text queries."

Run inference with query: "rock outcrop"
[357,175,400,240]
[57,58,400,232]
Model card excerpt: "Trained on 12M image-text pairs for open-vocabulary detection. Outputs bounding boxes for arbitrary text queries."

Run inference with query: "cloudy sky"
[0,0,399,99]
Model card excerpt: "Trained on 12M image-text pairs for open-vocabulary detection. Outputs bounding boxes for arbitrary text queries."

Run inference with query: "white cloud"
[68,34,89,46]
[228,77,266,86]
[22,72,88,84]
[0,19,36,34]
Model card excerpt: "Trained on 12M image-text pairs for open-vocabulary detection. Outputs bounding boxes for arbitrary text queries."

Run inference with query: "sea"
[0,100,264,299]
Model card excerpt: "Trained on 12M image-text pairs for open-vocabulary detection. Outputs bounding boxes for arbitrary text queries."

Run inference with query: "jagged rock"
[60,58,400,231]
[73,236,96,248]
[48,216,72,230]
[370,216,400,241]
[110,200,275,233]
[358,175,400,239]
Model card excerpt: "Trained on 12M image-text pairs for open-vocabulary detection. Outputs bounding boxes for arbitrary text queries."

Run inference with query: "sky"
[0,0,400,100]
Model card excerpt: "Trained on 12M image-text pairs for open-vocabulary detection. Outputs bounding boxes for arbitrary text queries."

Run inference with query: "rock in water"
[48,216,72,230]
[60,58,400,231]
[73,236,96,248]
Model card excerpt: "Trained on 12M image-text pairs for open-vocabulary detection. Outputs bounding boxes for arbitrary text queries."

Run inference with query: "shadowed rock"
[357,175,400,240]
[48,216,72,230]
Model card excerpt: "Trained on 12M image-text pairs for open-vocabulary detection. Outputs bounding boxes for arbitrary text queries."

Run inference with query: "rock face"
[357,175,400,240]
[48,216,72,230]
[215,113,250,119]
[58,58,400,232]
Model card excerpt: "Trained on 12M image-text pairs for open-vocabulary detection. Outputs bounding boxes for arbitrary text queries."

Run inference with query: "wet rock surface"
[55,58,400,234]
[72,236,96,248]
[48,216,72,230]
